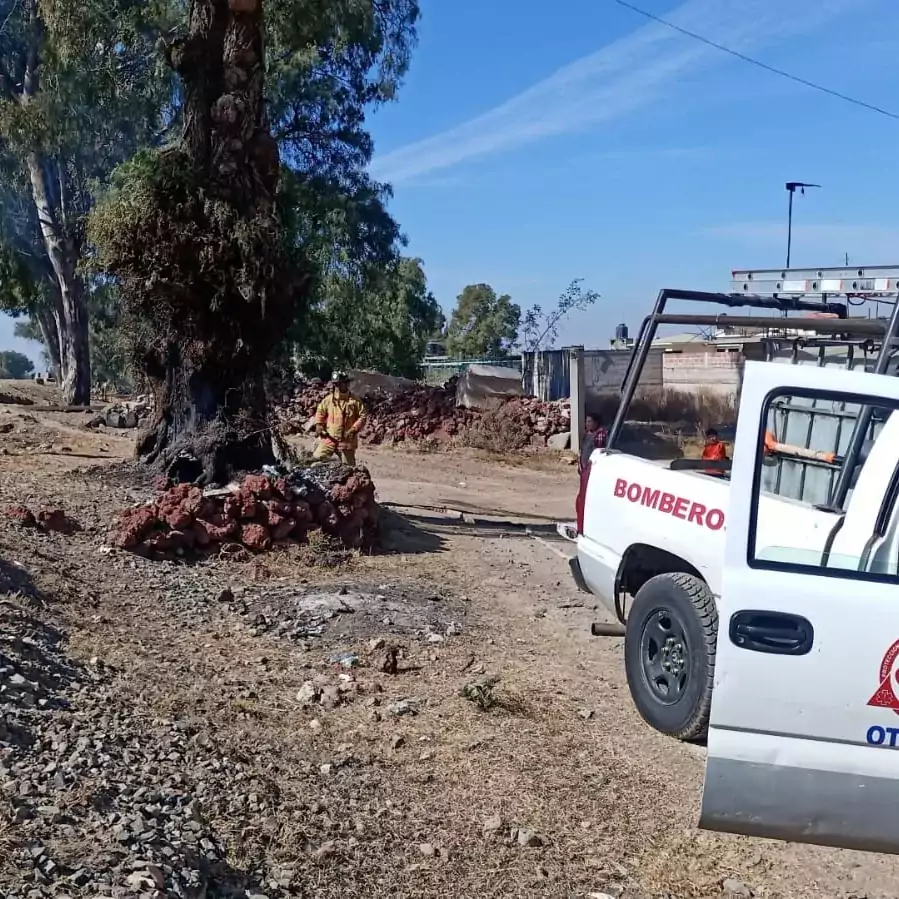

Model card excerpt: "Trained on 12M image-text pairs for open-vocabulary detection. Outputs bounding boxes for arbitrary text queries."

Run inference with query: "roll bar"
[606,288,899,512]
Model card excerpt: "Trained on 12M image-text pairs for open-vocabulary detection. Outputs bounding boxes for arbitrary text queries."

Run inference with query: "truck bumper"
[569,556,591,594]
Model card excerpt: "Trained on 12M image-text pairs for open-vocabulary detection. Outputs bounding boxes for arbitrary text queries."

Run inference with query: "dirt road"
[0,403,896,898]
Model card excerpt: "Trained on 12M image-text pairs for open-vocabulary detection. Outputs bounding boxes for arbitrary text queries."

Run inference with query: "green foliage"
[520,279,600,352]
[13,318,42,343]
[0,0,173,399]
[87,282,133,390]
[86,1,421,378]
[266,0,420,180]
[0,350,35,379]
[89,147,304,366]
[270,2,421,338]
[298,256,442,378]
[446,284,520,359]
[13,282,135,388]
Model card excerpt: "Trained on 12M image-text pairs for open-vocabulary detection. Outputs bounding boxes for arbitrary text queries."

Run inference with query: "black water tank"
[615,323,629,341]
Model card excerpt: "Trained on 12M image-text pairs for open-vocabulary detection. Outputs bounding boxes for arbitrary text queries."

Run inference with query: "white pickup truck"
[573,358,899,853]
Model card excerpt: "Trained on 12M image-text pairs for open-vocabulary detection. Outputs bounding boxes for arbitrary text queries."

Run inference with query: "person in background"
[701,428,728,462]
[579,412,608,474]
[575,412,608,525]
[701,428,728,475]
[313,371,365,466]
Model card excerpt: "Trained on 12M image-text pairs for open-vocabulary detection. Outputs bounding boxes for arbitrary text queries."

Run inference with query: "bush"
[590,388,737,433]
[460,409,531,453]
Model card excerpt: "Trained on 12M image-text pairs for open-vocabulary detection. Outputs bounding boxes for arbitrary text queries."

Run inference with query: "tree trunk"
[35,303,62,382]
[137,342,275,484]
[26,152,91,404]
[125,0,307,485]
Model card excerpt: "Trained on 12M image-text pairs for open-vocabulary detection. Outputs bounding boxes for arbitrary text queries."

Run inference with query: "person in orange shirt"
[701,428,728,475]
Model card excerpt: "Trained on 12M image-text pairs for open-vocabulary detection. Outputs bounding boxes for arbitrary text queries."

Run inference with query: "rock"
[239,522,272,552]
[578,708,595,720]
[548,431,571,450]
[368,638,385,651]
[125,870,151,890]
[215,588,234,603]
[426,632,444,644]
[5,505,37,527]
[517,828,542,848]
[330,651,359,669]
[388,698,420,717]
[390,735,405,750]
[319,685,341,710]
[37,508,79,534]
[722,879,753,898]
[145,865,166,889]
[109,506,157,549]
[419,843,436,857]
[482,814,503,837]
[296,681,319,707]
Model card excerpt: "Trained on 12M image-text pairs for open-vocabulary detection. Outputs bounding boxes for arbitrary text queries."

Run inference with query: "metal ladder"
[731,265,899,299]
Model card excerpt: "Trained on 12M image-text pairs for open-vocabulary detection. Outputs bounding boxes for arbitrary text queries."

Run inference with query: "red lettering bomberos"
[613,478,725,531]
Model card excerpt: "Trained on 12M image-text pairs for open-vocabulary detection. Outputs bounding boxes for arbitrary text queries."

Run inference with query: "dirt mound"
[274,377,570,447]
[108,464,378,559]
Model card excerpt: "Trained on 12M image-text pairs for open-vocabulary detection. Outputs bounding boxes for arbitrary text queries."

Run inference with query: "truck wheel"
[624,572,717,741]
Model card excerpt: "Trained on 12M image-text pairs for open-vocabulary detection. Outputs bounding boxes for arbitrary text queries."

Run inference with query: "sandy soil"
[0,390,895,898]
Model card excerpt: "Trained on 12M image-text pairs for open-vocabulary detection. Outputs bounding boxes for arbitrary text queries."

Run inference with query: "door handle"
[729,610,814,656]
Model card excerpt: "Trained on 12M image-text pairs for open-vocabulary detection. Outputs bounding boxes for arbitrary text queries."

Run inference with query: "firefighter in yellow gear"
[312,371,365,466]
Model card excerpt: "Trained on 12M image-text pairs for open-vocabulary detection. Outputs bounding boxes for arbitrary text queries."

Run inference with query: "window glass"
[749,388,899,582]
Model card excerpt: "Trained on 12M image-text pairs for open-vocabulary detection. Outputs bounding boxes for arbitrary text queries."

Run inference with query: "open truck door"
[700,360,899,854]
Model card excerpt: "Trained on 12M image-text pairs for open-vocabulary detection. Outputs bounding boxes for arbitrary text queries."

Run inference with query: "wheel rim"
[640,609,690,705]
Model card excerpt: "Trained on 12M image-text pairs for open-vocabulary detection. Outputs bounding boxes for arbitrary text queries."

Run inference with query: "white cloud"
[704,222,899,259]
[371,0,872,185]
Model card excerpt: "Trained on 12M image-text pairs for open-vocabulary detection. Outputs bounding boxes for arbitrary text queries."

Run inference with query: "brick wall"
[661,350,744,396]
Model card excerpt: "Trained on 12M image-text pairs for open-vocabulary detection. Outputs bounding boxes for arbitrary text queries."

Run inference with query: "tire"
[624,572,717,741]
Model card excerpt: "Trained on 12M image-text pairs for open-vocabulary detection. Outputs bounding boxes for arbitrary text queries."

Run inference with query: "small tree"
[446,284,520,358]
[300,256,443,378]
[520,279,600,352]
[0,0,171,404]
[0,350,35,379]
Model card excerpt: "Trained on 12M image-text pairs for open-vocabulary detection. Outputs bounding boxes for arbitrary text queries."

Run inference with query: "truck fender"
[614,543,706,621]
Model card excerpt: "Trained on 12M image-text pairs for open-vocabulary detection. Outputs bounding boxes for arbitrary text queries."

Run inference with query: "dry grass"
[458,410,532,454]
[592,388,737,433]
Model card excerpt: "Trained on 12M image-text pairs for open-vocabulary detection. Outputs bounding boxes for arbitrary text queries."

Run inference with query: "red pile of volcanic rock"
[274,377,570,447]
[494,396,571,443]
[108,467,377,560]
[4,505,80,534]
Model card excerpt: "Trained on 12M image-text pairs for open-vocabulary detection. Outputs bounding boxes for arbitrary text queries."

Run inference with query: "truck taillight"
[575,462,591,534]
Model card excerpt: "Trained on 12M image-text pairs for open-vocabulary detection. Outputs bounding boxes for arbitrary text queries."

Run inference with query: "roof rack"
[607,267,899,512]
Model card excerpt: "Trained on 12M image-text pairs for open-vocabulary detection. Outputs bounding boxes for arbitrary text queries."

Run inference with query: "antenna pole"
[786,188,794,269]
[784,181,822,270]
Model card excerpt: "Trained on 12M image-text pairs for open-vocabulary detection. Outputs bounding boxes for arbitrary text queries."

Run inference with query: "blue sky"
[4,0,899,363]
[367,0,899,346]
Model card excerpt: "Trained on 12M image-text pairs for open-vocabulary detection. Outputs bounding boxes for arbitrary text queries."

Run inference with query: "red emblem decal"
[867,640,899,712]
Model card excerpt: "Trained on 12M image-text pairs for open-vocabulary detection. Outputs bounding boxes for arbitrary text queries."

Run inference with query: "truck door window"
[748,388,899,582]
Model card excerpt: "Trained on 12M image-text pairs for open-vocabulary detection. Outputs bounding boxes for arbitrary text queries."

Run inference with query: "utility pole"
[785,181,821,269]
